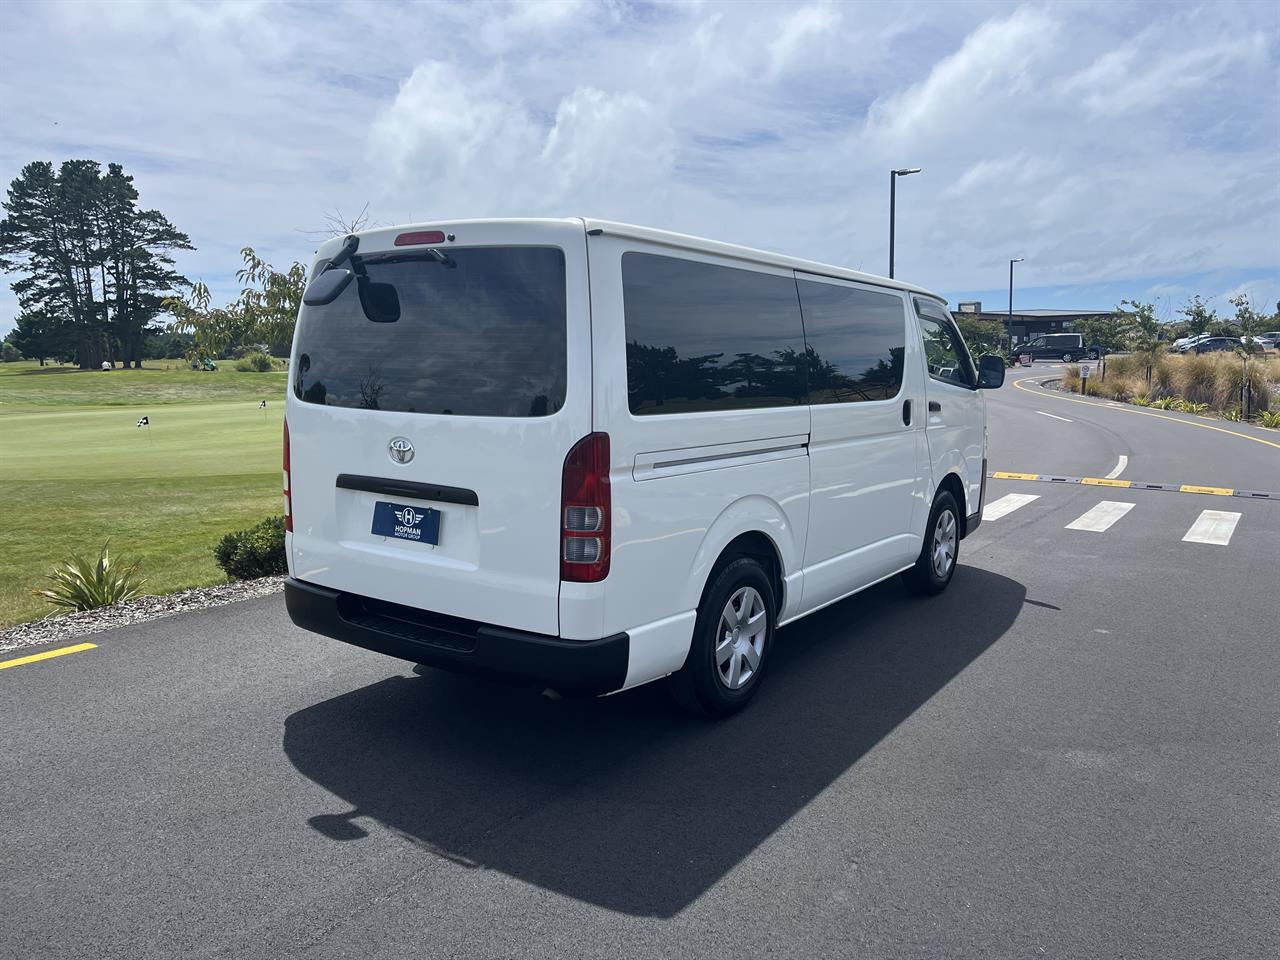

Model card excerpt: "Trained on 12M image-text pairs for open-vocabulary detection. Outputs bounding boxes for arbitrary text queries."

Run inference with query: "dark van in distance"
[1017,333,1086,362]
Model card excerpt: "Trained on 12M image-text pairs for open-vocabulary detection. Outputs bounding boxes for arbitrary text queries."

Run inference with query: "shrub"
[35,543,145,612]
[1169,353,1220,406]
[233,351,274,373]
[1177,401,1209,414]
[1,341,20,362]
[1150,396,1181,410]
[1221,407,1242,421]
[1221,359,1273,415]
[1259,410,1280,429]
[214,515,287,580]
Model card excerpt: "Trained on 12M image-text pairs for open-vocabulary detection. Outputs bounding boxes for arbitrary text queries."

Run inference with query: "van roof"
[317,217,948,305]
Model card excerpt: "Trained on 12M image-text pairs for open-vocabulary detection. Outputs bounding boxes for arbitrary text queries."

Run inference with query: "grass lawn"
[0,361,289,627]
[0,359,286,406]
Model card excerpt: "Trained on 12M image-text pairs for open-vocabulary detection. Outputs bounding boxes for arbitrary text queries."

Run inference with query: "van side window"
[622,253,807,415]
[796,279,905,403]
[915,302,976,387]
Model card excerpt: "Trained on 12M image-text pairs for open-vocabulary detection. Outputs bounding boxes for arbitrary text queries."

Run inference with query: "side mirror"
[977,354,1005,389]
[302,268,354,306]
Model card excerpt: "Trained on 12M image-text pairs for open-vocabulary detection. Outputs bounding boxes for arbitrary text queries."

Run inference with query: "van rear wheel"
[902,490,960,596]
[669,557,776,717]
[1062,352,1074,363]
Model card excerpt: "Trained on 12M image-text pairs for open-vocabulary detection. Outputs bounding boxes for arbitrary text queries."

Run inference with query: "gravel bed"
[0,576,285,655]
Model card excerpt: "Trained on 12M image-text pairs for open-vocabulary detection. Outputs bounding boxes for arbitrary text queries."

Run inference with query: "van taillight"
[283,419,293,533]
[560,432,610,582]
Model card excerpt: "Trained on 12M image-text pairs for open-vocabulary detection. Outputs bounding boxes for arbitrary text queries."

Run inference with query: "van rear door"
[285,220,591,636]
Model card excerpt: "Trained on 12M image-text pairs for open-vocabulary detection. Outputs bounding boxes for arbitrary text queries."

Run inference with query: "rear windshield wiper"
[426,248,456,269]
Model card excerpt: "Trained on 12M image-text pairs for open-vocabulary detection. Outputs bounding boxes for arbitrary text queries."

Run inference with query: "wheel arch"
[934,470,969,537]
[685,496,798,621]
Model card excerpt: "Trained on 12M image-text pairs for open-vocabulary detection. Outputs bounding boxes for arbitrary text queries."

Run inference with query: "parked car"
[1193,337,1240,354]
[1016,332,1086,362]
[1175,334,1213,353]
[1241,334,1277,352]
[283,218,1004,716]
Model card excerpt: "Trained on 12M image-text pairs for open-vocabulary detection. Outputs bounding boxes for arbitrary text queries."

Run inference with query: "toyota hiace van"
[284,219,1004,715]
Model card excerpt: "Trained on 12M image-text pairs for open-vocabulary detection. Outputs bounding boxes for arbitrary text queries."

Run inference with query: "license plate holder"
[371,501,441,545]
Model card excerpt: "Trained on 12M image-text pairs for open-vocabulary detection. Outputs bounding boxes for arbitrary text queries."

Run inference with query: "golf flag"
[259,400,267,409]
[137,416,149,427]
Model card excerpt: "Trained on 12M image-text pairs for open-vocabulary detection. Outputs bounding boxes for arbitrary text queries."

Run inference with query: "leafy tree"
[1,339,18,362]
[1178,295,1217,336]
[163,246,305,362]
[234,247,305,354]
[162,281,247,364]
[6,306,71,364]
[1072,313,1125,352]
[952,313,1005,357]
[1228,293,1265,330]
[1115,300,1162,354]
[0,160,191,369]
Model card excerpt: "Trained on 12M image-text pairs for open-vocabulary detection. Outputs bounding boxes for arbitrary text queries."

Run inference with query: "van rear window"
[292,246,566,417]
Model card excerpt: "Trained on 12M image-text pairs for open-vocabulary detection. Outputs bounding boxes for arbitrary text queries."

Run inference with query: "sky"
[1,0,1277,336]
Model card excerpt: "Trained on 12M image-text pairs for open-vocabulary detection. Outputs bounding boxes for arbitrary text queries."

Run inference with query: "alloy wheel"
[715,586,767,690]
[932,509,957,579]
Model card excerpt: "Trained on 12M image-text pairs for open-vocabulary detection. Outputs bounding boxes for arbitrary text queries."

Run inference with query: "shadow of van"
[283,566,1025,917]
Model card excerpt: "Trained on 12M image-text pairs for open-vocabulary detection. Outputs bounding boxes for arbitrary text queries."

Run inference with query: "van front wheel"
[903,490,960,596]
[669,557,776,717]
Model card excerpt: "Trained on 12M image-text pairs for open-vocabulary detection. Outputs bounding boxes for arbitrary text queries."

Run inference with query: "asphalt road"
[3,366,1277,960]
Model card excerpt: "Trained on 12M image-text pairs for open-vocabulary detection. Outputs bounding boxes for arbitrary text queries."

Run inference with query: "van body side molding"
[633,434,810,481]
[336,473,479,506]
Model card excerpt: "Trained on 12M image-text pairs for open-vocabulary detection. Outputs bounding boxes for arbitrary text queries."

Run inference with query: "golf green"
[1,362,288,627]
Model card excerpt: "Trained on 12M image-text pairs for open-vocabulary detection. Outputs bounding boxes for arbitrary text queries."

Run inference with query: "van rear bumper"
[284,578,628,696]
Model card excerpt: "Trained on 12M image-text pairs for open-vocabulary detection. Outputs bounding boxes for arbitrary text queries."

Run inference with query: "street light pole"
[888,168,921,278]
[1008,257,1024,354]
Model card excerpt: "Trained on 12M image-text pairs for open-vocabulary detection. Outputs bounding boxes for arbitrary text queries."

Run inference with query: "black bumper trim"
[284,578,628,695]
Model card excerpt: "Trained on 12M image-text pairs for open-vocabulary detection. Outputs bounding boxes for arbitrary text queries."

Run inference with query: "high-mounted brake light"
[394,230,447,246]
[560,433,610,582]
[283,419,293,533]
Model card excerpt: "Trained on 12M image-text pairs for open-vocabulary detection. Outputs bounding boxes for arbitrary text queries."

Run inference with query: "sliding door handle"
[902,399,912,425]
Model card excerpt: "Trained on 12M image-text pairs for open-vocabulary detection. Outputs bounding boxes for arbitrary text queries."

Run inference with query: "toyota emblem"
[388,437,414,464]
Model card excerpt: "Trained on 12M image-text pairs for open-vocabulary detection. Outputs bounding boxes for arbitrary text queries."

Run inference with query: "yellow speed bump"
[1082,478,1132,488]
[1179,484,1234,497]
[0,642,97,671]
[992,471,1039,481]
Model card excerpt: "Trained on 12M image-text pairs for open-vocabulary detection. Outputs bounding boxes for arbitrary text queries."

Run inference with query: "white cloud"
[768,3,843,78]
[1,0,1277,337]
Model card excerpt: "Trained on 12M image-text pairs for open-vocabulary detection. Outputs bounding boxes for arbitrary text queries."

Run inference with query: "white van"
[284,219,1004,715]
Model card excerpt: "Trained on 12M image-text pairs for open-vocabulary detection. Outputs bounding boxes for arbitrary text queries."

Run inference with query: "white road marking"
[1104,455,1128,479]
[1182,510,1241,546]
[982,493,1039,521]
[1065,500,1135,532]
[1035,411,1073,422]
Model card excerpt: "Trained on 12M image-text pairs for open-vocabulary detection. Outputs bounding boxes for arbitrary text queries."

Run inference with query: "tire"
[1062,352,1074,363]
[669,557,776,717]
[902,490,961,596]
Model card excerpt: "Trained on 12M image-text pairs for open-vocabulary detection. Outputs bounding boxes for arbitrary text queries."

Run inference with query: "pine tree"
[0,160,192,369]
